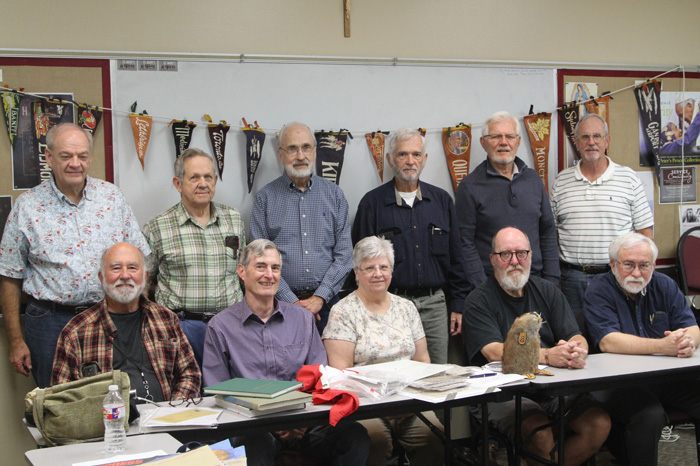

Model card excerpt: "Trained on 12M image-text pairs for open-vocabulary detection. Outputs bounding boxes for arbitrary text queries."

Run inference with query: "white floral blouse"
[322,291,425,366]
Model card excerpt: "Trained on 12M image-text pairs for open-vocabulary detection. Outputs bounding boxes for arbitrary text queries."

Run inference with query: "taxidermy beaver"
[503,312,546,379]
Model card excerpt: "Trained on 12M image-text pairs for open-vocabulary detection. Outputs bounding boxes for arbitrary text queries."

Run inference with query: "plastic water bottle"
[103,384,126,453]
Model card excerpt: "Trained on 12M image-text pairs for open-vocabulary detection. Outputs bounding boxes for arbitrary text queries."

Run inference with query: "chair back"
[677,226,700,297]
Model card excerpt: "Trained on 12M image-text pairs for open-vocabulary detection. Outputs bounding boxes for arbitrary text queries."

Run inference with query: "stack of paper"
[140,407,221,432]
[400,365,526,403]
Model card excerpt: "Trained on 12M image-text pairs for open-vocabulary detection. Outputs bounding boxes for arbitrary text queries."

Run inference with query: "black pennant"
[170,119,196,158]
[315,130,350,185]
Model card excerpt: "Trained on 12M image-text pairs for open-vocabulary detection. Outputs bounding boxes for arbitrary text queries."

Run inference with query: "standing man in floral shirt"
[0,123,149,388]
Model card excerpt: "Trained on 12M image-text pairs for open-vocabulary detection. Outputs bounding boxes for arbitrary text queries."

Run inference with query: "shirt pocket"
[281,343,308,370]
[428,222,450,257]
[224,235,241,272]
[378,226,405,266]
[153,337,177,377]
[648,311,670,337]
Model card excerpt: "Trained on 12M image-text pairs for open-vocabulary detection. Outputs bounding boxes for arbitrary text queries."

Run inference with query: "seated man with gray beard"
[51,242,201,402]
[463,227,609,466]
[584,233,700,466]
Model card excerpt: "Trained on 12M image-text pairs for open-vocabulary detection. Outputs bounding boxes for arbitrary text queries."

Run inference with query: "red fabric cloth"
[297,364,359,426]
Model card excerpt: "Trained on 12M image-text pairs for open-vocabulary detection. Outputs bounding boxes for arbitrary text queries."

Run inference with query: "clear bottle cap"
[108,385,118,391]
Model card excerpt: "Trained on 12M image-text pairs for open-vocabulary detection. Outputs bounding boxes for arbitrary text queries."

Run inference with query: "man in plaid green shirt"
[143,148,246,369]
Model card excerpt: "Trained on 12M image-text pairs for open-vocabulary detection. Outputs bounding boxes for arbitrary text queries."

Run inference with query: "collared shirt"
[463,275,580,366]
[51,297,201,400]
[202,299,328,386]
[455,157,560,288]
[584,271,697,351]
[352,180,471,313]
[551,157,654,266]
[250,173,352,303]
[0,176,150,305]
[142,201,246,313]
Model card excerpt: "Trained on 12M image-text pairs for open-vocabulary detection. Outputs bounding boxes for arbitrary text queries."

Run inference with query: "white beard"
[104,279,144,304]
[614,269,649,295]
[285,162,313,179]
[498,265,530,292]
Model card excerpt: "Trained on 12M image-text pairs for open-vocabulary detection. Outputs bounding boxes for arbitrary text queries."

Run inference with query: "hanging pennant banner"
[76,103,103,135]
[170,119,196,158]
[635,80,662,182]
[442,124,471,193]
[1,89,21,145]
[12,93,73,189]
[34,97,74,183]
[365,131,388,181]
[34,98,72,140]
[583,95,611,130]
[204,115,230,180]
[523,113,552,192]
[558,103,581,161]
[129,113,152,170]
[315,130,351,185]
[241,118,265,193]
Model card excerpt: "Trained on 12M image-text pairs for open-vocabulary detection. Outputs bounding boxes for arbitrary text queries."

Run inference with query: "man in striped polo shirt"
[551,113,653,329]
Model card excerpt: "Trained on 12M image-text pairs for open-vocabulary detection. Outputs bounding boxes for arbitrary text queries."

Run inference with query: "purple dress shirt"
[202,298,328,386]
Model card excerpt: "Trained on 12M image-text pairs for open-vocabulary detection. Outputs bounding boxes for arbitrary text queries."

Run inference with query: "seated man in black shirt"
[51,242,200,401]
[463,227,609,465]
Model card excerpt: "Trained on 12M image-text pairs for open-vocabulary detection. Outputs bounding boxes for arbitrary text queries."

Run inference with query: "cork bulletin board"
[0,57,111,208]
[557,69,700,261]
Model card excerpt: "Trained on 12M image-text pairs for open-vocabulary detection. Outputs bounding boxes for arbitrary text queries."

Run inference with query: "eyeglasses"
[491,250,530,262]
[394,151,424,162]
[358,264,393,275]
[616,261,653,273]
[483,134,519,142]
[578,133,605,143]
[169,396,204,408]
[281,144,315,155]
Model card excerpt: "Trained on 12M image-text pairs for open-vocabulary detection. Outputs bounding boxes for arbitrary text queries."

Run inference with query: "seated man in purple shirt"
[203,239,369,466]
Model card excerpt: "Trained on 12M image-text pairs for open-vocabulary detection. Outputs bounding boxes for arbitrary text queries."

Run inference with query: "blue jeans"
[230,421,370,466]
[24,302,77,388]
[559,264,601,333]
[179,317,207,371]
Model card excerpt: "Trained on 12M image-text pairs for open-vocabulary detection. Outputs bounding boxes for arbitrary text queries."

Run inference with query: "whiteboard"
[110,61,557,231]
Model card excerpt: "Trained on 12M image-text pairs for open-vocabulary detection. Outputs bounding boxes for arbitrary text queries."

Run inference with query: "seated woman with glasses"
[322,236,444,466]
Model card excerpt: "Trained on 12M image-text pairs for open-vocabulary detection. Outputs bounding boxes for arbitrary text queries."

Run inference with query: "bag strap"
[32,388,56,447]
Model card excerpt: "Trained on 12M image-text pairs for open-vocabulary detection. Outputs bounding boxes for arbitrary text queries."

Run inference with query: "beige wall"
[1,0,699,67]
[2,1,700,463]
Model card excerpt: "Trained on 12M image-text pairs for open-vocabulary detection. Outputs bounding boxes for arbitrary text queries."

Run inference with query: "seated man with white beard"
[463,227,609,466]
[51,242,201,401]
[584,233,700,466]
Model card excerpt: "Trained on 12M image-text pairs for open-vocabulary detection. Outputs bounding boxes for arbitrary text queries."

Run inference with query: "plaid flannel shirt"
[51,297,201,400]
[143,201,246,313]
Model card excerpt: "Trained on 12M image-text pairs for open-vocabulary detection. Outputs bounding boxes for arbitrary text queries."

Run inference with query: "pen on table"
[469,372,497,379]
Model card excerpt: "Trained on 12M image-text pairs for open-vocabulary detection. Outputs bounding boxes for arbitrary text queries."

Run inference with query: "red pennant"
[442,125,471,193]
[523,113,552,192]
[365,132,387,181]
[129,113,152,170]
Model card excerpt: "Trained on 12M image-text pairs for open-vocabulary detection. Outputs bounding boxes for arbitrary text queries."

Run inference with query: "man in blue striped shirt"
[251,122,353,331]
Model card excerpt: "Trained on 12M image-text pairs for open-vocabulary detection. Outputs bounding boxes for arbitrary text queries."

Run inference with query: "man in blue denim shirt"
[584,232,700,466]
